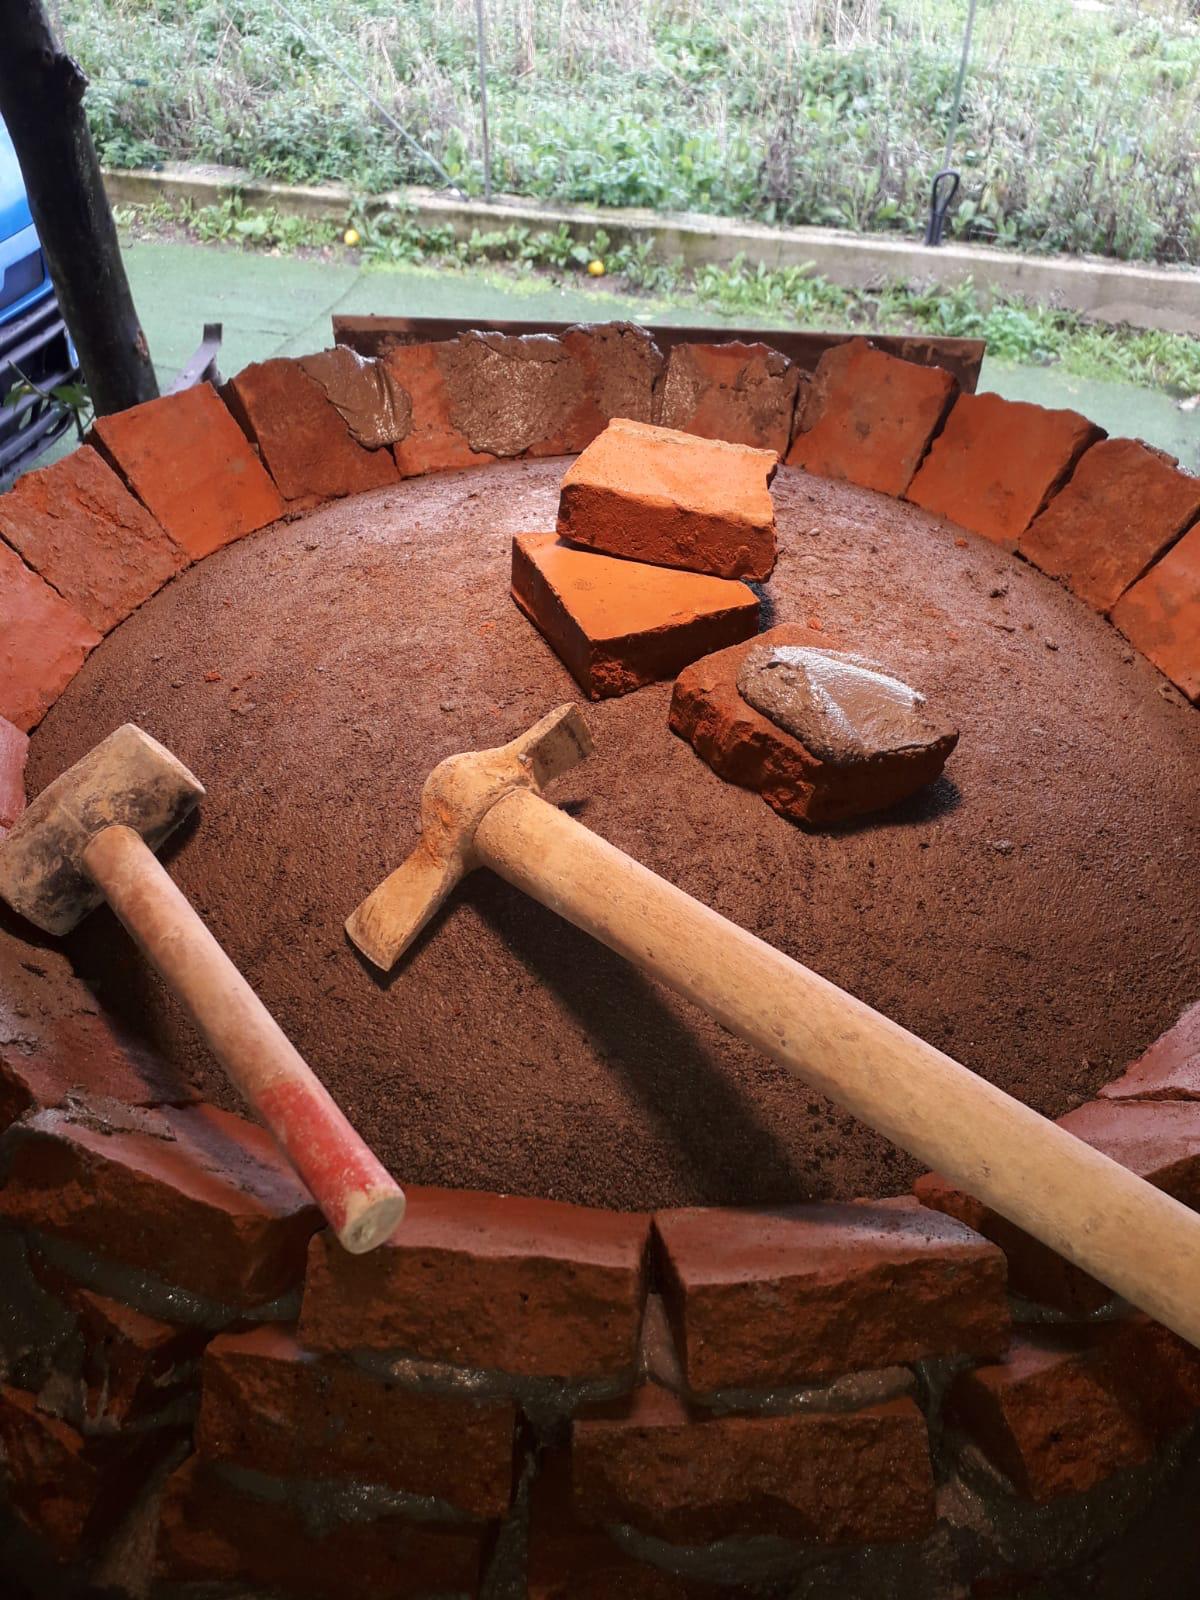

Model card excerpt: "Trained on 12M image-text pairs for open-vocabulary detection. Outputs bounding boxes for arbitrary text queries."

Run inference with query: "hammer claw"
[345,844,459,972]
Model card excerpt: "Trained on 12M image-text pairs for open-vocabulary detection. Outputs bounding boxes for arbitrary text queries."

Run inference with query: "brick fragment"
[197,1325,515,1516]
[298,1186,649,1379]
[90,383,285,559]
[0,714,28,832]
[655,1199,1008,1392]
[384,340,497,476]
[0,538,100,731]
[0,1103,321,1308]
[656,340,801,456]
[947,1317,1200,1502]
[223,356,398,507]
[1100,1002,1200,1101]
[670,624,957,826]
[1020,437,1200,614]
[0,444,186,633]
[0,1384,103,1557]
[558,321,664,447]
[785,337,957,495]
[906,392,1104,548]
[559,418,777,580]
[915,1099,1200,1312]
[0,1009,196,1132]
[1110,520,1200,701]
[512,532,759,701]
[157,1455,489,1598]
[572,1384,934,1546]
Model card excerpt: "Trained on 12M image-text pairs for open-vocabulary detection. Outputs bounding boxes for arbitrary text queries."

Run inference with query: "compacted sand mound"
[29,459,1200,1208]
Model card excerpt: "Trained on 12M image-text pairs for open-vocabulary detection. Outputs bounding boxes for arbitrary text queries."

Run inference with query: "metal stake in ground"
[0,724,404,1255]
[348,702,1200,1350]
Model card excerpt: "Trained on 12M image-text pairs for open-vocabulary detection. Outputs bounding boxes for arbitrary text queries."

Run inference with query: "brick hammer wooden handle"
[475,787,1200,1351]
[83,825,405,1254]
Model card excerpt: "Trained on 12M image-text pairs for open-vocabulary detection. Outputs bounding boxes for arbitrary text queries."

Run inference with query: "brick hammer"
[348,703,1200,1348]
[0,724,404,1254]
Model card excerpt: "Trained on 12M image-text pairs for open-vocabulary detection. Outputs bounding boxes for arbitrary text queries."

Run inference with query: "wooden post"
[0,0,158,415]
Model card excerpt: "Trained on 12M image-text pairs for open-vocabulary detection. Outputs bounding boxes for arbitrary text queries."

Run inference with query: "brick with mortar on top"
[654,1198,1008,1393]
[655,340,801,457]
[905,391,1104,549]
[0,538,100,732]
[90,382,285,560]
[669,623,957,827]
[557,417,778,581]
[157,1454,490,1599]
[511,532,759,701]
[0,714,28,834]
[384,339,497,477]
[0,445,186,634]
[298,1185,649,1381]
[916,1096,1200,1313]
[571,1381,935,1547]
[196,1324,516,1518]
[0,1102,321,1309]
[785,337,958,497]
[222,355,398,509]
[1020,437,1200,615]
[946,1316,1200,1503]
[1110,519,1200,702]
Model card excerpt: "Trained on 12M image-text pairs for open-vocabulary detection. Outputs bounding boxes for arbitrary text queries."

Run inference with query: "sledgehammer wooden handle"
[476,788,1200,1351]
[83,826,405,1254]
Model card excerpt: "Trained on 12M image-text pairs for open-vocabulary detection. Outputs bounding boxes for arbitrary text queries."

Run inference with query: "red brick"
[915,1099,1200,1313]
[298,1186,649,1379]
[90,383,285,559]
[0,1009,197,1132]
[384,340,497,477]
[197,1325,515,1516]
[571,1384,934,1546]
[0,538,100,731]
[1110,520,1200,701]
[654,1199,1008,1392]
[0,1103,321,1308]
[298,346,413,449]
[0,1384,102,1557]
[669,624,957,826]
[559,418,777,580]
[1020,438,1200,614]
[512,532,759,700]
[431,331,591,457]
[656,341,801,456]
[223,357,399,507]
[785,337,957,496]
[529,1449,713,1600]
[0,444,186,633]
[906,392,1104,549]
[558,320,664,449]
[0,714,28,832]
[1100,1002,1200,1101]
[157,1455,489,1598]
[947,1318,1200,1503]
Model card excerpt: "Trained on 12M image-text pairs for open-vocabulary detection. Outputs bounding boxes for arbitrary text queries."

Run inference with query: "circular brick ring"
[0,327,1198,1598]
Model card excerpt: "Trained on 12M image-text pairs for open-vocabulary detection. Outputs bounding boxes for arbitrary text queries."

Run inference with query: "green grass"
[116,196,1200,397]
[69,0,1200,264]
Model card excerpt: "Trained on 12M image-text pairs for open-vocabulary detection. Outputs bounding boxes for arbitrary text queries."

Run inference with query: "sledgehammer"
[0,724,404,1254]
[348,703,1200,1349]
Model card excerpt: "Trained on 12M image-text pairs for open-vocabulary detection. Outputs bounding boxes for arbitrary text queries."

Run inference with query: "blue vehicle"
[0,117,82,484]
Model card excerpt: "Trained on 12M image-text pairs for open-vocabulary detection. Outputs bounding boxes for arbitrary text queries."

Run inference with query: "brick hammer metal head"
[346,702,592,970]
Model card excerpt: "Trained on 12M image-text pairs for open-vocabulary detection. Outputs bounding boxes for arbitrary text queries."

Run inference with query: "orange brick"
[655,340,801,456]
[384,340,497,477]
[91,384,284,559]
[0,539,99,731]
[1110,521,1200,701]
[558,418,777,580]
[906,392,1103,548]
[1020,437,1200,614]
[512,532,759,700]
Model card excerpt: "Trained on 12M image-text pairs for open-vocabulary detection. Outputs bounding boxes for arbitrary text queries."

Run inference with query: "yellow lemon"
[344,226,362,247]
[587,258,606,277]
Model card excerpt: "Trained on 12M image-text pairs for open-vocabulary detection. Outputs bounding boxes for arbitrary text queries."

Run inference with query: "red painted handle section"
[82,825,404,1253]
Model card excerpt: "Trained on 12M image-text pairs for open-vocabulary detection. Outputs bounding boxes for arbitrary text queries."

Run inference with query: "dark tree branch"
[0,0,158,415]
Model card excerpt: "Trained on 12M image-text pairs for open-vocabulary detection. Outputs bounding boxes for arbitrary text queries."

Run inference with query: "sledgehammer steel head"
[0,725,204,936]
